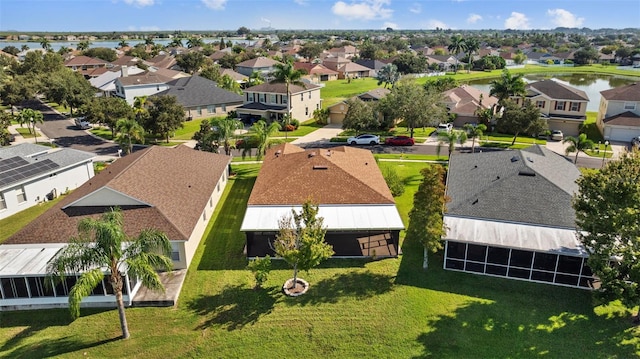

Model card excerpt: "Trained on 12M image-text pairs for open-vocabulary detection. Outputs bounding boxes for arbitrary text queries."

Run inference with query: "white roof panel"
[444,216,587,256]
[0,246,64,276]
[240,205,405,231]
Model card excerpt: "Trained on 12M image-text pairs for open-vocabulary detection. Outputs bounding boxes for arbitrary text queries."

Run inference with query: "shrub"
[247,255,271,289]
[382,165,404,197]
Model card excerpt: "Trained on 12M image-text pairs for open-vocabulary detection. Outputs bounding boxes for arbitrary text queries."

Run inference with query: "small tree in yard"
[437,130,467,157]
[573,151,640,322]
[272,200,334,294]
[247,255,271,289]
[564,133,594,164]
[463,123,487,153]
[406,165,448,269]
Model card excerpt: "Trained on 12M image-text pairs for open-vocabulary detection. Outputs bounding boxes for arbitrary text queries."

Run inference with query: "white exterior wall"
[0,161,94,220]
[173,165,230,270]
[115,81,170,105]
[290,88,322,121]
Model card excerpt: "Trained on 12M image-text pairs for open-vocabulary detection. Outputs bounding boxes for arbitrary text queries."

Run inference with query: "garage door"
[548,120,580,137]
[608,126,640,142]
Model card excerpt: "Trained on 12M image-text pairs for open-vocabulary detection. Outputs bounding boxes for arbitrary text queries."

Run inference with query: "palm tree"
[21,44,29,52]
[475,106,494,128]
[132,95,150,122]
[77,40,91,52]
[489,69,527,106]
[169,38,184,48]
[376,63,400,89]
[437,130,467,157]
[271,59,306,139]
[118,39,129,48]
[213,116,244,155]
[18,108,44,143]
[563,133,594,163]
[187,37,204,48]
[463,123,487,153]
[40,38,51,52]
[145,37,155,46]
[447,35,466,74]
[247,71,264,87]
[57,46,71,55]
[115,118,145,154]
[465,38,480,73]
[242,119,281,160]
[47,208,173,340]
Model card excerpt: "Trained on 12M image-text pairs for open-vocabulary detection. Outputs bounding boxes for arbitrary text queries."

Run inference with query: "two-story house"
[235,56,282,78]
[114,70,173,105]
[235,82,321,123]
[513,79,589,137]
[443,85,499,127]
[597,82,640,142]
[64,55,111,78]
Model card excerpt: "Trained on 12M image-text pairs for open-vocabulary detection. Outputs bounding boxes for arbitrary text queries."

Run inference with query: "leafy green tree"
[47,208,173,339]
[2,45,19,56]
[359,40,379,60]
[246,71,264,87]
[218,53,238,69]
[573,47,600,65]
[215,116,244,155]
[241,119,280,160]
[0,111,12,146]
[563,133,594,163]
[271,59,306,138]
[342,98,376,134]
[438,130,467,157]
[272,200,334,291]
[218,74,242,94]
[298,42,324,61]
[513,51,527,65]
[463,123,487,153]
[474,106,494,127]
[82,96,134,137]
[18,108,44,142]
[496,99,540,145]
[43,69,95,116]
[381,165,404,197]
[176,51,206,74]
[199,63,222,83]
[145,95,185,143]
[57,46,72,56]
[406,165,448,269]
[0,76,37,113]
[237,26,251,35]
[76,40,91,52]
[132,95,150,122]
[447,35,466,73]
[192,118,221,153]
[115,118,145,154]
[573,151,640,321]
[168,38,184,48]
[423,77,459,93]
[312,108,329,125]
[490,69,526,105]
[83,47,118,62]
[247,256,271,289]
[376,63,399,89]
[392,52,427,74]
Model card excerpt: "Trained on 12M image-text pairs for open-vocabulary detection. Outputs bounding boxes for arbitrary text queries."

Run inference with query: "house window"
[305,107,309,116]
[222,105,226,112]
[536,101,545,109]
[260,94,267,103]
[246,93,250,101]
[16,186,26,203]
[555,101,566,111]
[208,105,215,113]
[202,212,207,221]
[0,193,6,210]
[197,107,202,115]
[270,94,277,103]
[624,102,637,110]
[282,96,287,105]
[217,182,221,192]
[171,251,180,261]
[570,102,580,112]
[300,93,304,101]
[209,198,213,208]
[309,91,311,99]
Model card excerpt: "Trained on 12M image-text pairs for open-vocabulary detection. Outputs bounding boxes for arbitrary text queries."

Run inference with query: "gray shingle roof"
[156,75,243,107]
[526,79,589,101]
[445,145,580,228]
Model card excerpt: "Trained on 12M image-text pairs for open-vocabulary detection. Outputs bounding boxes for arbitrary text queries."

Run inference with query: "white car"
[347,134,380,145]
[550,130,563,141]
[436,123,453,134]
[75,117,91,130]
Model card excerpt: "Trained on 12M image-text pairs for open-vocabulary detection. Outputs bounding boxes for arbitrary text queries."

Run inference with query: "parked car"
[385,136,415,146]
[631,136,640,150]
[347,134,380,145]
[436,123,453,134]
[550,130,563,141]
[74,117,91,130]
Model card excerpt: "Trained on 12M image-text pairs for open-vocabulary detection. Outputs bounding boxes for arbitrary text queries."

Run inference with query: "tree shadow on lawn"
[396,237,640,357]
[0,308,118,358]
[186,284,279,331]
[284,271,395,306]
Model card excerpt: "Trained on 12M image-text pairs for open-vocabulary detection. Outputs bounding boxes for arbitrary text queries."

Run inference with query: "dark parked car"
[385,136,415,146]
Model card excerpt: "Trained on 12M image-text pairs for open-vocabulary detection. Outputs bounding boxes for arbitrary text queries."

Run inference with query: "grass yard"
[1,162,639,358]
[582,112,604,142]
[14,127,39,138]
[375,153,448,162]
[278,120,325,137]
[90,127,114,140]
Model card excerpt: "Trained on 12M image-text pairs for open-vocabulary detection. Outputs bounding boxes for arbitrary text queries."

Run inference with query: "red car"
[385,136,415,146]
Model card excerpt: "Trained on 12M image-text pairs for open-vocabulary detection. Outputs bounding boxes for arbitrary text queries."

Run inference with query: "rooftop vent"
[526,157,534,163]
[275,150,282,157]
[518,169,536,176]
[510,156,519,162]
[308,152,316,158]
[313,165,328,170]
[472,199,479,205]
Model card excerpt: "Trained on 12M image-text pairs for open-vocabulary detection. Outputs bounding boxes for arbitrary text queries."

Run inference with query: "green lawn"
[90,127,114,140]
[375,153,448,161]
[278,120,325,137]
[582,112,604,142]
[0,195,65,243]
[1,162,639,358]
[15,127,39,138]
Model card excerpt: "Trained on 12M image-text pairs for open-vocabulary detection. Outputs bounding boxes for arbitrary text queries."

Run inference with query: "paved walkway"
[290,123,343,145]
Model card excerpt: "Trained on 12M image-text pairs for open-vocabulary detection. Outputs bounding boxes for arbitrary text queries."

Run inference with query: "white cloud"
[123,0,155,7]
[426,19,448,29]
[409,3,421,14]
[547,8,584,28]
[331,0,393,20]
[383,21,398,29]
[467,13,482,24]
[504,12,530,29]
[293,0,309,5]
[201,0,227,10]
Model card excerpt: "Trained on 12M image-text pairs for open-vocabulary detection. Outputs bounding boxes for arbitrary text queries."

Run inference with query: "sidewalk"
[290,123,343,145]
[8,124,51,145]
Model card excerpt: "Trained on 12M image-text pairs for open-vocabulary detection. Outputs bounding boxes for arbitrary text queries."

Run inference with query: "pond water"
[467,73,639,112]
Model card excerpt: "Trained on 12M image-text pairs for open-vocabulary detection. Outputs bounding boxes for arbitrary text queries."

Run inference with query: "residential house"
[322,56,351,71]
[443,145,593,289]
[144,54,177,70]
[425,55,460,72]
[236,81,321,122]
[0,143,95,220]
[328,88,390,125]
[240,143,404,257]
[89,65,145,97]
[597,82,640,141]
[235,56,282,77]
[114,71,173,105]
[513,79,589,136]
[293,62,339,83]
[1,146,231,310]
[64,55,111,78]
[355,59,387,76]
[156,75,243,120]
[443,85,499,127]
[220,68,249,85]
[327,45,358,59]
[336,62,373,79]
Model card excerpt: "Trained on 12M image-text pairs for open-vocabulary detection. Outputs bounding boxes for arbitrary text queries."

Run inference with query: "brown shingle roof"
[603,111,640,126]
[601,82,640,101]
[118,71,173,86]
[527,79,589,101]
[64,55,110,67]
[5,146,230,245]
[236,56,281,68]
[244,81,319,94]
[247,143,394,206]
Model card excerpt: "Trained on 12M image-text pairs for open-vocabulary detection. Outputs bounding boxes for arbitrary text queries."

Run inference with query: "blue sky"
[1,0,638,32]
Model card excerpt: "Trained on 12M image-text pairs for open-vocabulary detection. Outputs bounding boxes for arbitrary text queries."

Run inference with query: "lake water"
[0,38,254,53]
[467,73,639,112]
